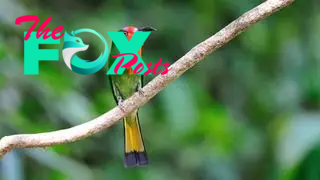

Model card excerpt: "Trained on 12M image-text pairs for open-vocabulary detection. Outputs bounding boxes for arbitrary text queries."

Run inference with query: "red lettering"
[143,62,153,75]
[52,26,64,39]
[15,15,39,40]
[15,15,64,40]
[37,17,52,39]
[114,57,124,74]
[120,53,138,68]
[112,53,138,74]
[152,58,166,75]
[134,63,144,74]
[161,62,171,75]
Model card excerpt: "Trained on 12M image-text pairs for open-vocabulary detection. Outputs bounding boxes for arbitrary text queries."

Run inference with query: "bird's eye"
[123,31,128,36]
[76,40,80,43]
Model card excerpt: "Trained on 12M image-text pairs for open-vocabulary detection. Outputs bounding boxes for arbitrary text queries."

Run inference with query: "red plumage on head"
[121,26,142,75]
[123,26,138,40]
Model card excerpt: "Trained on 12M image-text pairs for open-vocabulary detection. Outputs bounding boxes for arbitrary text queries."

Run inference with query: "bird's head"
[119,26,157,40]
[118,26,156,75]
[119,26,157,56]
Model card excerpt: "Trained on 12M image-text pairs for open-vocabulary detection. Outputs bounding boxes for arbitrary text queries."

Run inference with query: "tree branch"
[0,0,295,157]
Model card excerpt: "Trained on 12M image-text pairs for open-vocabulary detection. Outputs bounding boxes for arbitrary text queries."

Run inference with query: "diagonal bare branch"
[0,0,295,157]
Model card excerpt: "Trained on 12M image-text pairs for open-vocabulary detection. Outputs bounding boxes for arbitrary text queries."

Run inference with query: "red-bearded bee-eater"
[108,26,156,167]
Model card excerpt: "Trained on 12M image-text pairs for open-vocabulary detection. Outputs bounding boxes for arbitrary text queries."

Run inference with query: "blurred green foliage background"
[0,0,319,179]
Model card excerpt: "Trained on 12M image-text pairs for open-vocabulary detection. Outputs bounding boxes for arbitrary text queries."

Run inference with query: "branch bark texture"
[0,0,295,157]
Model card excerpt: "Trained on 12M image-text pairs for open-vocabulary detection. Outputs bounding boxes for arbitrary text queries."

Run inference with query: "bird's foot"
[118,100,126,113]
[137,88,145,97]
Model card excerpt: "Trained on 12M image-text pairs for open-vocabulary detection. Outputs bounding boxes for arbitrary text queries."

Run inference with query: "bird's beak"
[138,27,157,32]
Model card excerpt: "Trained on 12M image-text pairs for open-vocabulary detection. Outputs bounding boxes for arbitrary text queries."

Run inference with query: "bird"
[108,26,156,167]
